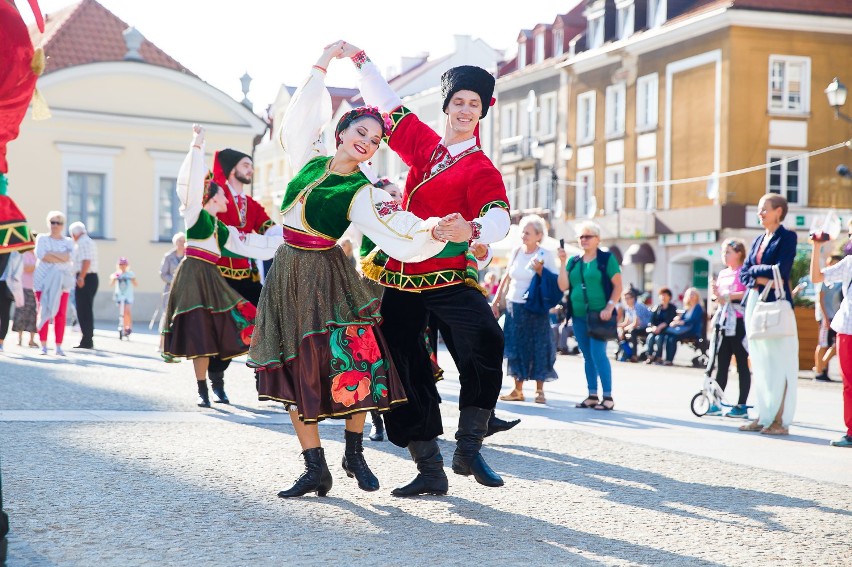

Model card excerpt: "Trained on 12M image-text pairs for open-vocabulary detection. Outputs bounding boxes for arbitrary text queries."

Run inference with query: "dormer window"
[615,0,634,41]
[553,28,564,56]
[534,33,545,64]
[519,41,527,70]
[587,9,605,49]
[648,0,666,29]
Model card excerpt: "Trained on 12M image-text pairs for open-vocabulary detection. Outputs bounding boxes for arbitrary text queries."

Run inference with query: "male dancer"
[206,149,275,403]
[343,41,512,496]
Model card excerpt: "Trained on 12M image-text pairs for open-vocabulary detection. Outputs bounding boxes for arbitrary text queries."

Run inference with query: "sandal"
[593,397,615,411]
[760,423,789,436]
[499,390,525,402]
[575,395,599,409]
[535,390,546,404]
[739,419,763,432]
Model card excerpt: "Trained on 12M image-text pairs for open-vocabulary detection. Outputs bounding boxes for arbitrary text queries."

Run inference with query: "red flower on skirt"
[239,324,255,345]
[331,369,372,407]
[345,325,382,364]
[236,300,256,320]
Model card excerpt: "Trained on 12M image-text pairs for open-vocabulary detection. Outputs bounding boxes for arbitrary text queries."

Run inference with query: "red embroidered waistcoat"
[380,107,508,291]
[215,189,274,279]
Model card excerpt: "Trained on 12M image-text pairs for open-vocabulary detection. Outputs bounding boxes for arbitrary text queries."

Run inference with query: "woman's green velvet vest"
[280,156,371,240]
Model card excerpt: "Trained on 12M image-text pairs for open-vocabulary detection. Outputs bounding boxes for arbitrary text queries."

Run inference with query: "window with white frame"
[504,175,517,210]
[577,91,596,145]
[501,102,518,139]
[58,143,120,239]
[767,150,808,205]
[519,170,536,211]
[518,42,526,70]
[67,172,107,238]
[534,33,545,64]
[636,161,657,210]
[157,177,181,242]
[538,92,557,138]
[636,73,659,130]
[604,166,625,214]
[553,28,564,56]
[576,170,595,218]
[648,0,666,28]
[587,11,605,49]
[616,0,635,40]
[768,55,810,114]
[605,82,626,138]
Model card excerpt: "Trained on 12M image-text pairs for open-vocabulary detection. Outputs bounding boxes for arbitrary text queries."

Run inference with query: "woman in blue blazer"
[738,193,798,435]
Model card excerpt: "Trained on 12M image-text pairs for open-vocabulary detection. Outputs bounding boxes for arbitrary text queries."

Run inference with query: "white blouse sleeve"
[349,185,444,262]
[357,61,403,113]
[471,208,511,245]
[176,142,207,228]
[278,68,331,173]
[222,227,284,261]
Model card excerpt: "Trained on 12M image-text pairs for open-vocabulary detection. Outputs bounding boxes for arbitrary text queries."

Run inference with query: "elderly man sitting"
[69,221,99,349]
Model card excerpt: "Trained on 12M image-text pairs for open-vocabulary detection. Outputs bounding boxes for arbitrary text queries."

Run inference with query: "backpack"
[567,249,614,302]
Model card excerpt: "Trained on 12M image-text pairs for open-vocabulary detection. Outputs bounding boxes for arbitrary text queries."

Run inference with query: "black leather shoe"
[278,447,333,497]
[341,430,379,491]
[208,370,230,404]
[73,343,94,349]
[391,439,448,497]
[452,407,504,487]
[485,410,520,438]
[368,411,384,442]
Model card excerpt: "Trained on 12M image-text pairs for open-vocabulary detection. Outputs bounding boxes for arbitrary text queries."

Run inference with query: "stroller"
[690,308,752,417]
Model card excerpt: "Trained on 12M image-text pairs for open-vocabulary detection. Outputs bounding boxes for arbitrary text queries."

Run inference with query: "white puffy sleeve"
[222,227,283,261]
[349,185,444,262]
[357,61,403,113]
[471,208,511,245]
[176,142,206,228]
[278,68,331,173]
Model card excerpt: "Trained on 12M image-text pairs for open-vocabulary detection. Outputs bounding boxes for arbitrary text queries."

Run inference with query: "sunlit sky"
[23,0,581,111]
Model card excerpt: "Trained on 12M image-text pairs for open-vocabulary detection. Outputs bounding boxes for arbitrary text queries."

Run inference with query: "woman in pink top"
[708,238,751,418]
[12,248,38,347]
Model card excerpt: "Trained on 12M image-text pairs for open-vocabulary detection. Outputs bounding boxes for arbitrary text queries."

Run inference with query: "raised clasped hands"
[432,213,472,243]
[322,40,361,61]
[192,124,205,145]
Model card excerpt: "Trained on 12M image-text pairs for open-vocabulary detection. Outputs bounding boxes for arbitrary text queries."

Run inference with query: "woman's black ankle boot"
[341,430,380,491]
[278,447,333,498]
[196,380,210,408]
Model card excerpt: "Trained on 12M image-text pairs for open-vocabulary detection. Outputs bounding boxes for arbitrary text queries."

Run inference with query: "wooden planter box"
[795,305,818,371]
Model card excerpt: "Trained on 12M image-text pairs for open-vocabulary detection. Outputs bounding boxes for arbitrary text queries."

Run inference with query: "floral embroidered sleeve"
[348,185,444,263]
[219,221,283,261]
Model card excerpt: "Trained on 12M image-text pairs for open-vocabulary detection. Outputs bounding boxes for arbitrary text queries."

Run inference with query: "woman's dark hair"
[203,179,222,205]
[659,288,673,298]
[760,193,789,221]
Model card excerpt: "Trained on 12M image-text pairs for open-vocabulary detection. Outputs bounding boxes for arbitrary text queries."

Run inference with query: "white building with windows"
[12,0,265,321]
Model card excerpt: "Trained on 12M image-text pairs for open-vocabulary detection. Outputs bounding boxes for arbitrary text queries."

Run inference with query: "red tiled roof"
[29,0,195,77]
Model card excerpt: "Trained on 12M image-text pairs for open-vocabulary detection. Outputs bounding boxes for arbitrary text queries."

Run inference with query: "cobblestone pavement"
[1,327,850,566]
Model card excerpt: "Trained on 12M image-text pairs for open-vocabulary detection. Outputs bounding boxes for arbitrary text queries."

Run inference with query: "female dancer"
[247,43,458,498]
[162,125,281,407]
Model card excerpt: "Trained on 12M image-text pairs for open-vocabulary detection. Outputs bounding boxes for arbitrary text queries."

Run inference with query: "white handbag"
[746,264,796,340]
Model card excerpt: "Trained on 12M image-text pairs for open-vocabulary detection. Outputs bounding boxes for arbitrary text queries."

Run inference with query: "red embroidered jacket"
[212,160,274,279]
[380,107,508,291]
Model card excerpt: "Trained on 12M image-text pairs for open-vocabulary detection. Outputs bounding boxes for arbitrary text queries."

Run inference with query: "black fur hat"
[440,65,496,118]
[215,148,251,179]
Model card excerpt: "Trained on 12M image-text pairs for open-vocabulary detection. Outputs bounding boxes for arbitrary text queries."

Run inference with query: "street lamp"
[825,77,852,123]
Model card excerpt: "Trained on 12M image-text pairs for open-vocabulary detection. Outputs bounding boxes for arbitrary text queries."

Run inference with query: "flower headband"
[334,106,392,148]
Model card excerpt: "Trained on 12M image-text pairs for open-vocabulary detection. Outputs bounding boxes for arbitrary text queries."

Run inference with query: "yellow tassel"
[464,277,488,296]
[360,255,384,282]
[31,47,46,76]
[31,88,51,121]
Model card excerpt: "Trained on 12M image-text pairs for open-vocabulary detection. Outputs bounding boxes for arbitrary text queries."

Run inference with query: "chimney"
[400,52,429,75]
[122,27,144,61]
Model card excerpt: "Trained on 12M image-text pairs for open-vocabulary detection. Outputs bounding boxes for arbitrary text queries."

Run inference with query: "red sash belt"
[283,226,336,250]
[186,246,219,264]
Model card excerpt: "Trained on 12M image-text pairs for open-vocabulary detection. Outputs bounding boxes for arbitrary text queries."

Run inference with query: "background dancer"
[344,41,511,496]
[162,125,281,408]
[204,144,276,404]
